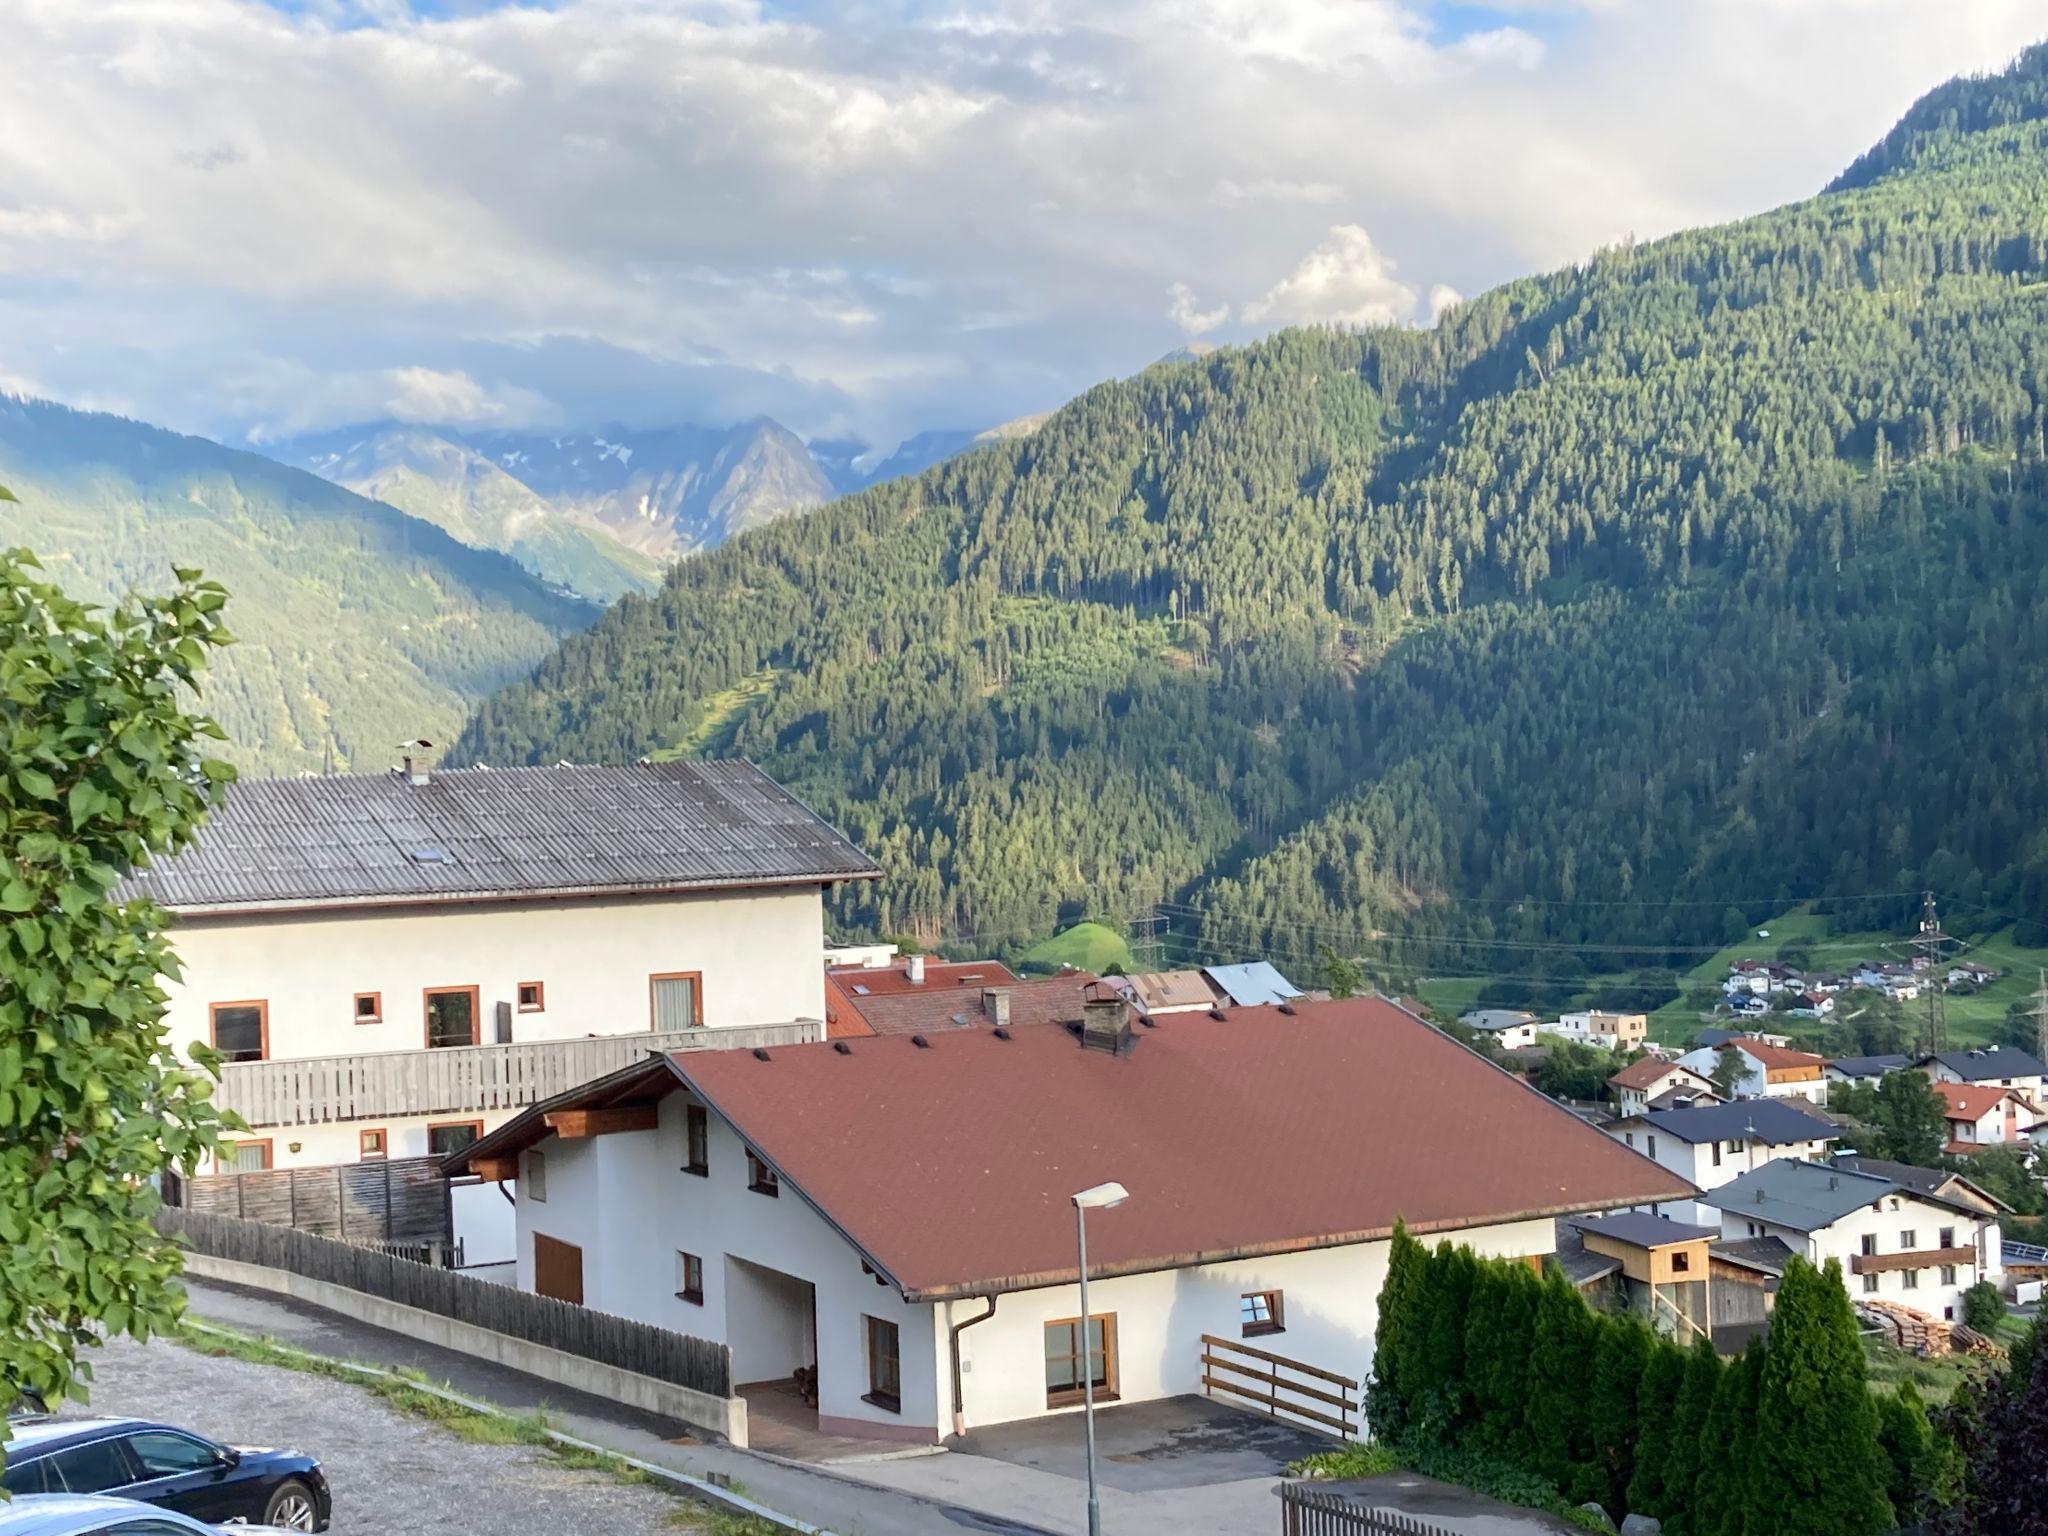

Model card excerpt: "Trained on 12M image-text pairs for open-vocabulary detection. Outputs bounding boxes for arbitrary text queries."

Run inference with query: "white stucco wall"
[1715,1191,1987,1322]
[1604,1126,1830,1227]
[165,886,827,1065]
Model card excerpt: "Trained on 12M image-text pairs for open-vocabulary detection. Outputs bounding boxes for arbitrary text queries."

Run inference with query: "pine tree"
[1877,1382,1937,1525]
[1749,1259,1893,1536]
[1415,1243,1478,1445]
[1583,1316,1653,1515]
[1524,1267,1597,1491]
[1658,1336,1725,1536]
[1691,1340,1758,1536]
[1369,1220,1429,1442]
[1463,1258,1540,1461]
[1626,1341,1689,1518]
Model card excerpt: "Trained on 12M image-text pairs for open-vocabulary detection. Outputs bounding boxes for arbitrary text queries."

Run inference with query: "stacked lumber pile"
[1857,1299,1958,1357]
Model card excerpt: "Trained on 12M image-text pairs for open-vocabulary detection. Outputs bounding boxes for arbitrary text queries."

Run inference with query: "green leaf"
[0,882,34,913]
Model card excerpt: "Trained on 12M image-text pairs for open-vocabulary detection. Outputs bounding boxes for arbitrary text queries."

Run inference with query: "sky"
[0,1,2043,458]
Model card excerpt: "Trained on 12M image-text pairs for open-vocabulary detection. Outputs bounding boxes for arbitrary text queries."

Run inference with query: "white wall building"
[1702,1160,1997,1325]
[1921,1047,2048,1104]
[1674,1036,1828,1104]
[1602,1100,1837,1227]
[124,760,875,1176]
[451,996,1695,1442]
[1607,1059,1717,1119]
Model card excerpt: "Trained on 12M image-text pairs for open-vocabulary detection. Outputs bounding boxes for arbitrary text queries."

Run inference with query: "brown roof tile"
[824,959,1022,1039]
[849,971,1097,1038]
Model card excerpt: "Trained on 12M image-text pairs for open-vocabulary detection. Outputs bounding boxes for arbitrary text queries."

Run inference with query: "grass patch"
[1018,921,1133,975]
[658,668,782,759]
[1860,1336,1988,1402]
[1289,1442,1400,1480]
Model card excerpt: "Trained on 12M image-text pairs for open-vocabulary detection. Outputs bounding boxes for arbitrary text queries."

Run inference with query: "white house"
[1932,1082,2045,1156]
[448,995,1694,1443]
[1459,1009,1542,1049]
[1602,1099,1837,1226]
[1674,1036,1828,1104]
[1607,1058,1717,1119]
[1701,1159,1997,1325]
[1551,1011,1649,1049]
[1920,1047,2048,1104]
[125,759,877,1176]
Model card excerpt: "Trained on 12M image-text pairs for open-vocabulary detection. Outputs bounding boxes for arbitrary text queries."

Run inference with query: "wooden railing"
[1849,1245,1975,1276]
[1280,1485,1458,1536]
[1200,1333,1359,1440]
[217,1019,824,1127]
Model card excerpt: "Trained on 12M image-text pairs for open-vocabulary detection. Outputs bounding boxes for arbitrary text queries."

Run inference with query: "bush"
[1962,1281,2006,1331]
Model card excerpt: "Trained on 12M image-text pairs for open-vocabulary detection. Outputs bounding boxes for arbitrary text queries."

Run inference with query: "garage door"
[534,1233,584,1305]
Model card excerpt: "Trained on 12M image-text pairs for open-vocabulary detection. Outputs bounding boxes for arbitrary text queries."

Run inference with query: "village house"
[125,759,877,1179]
[1560,1212,1716,1344]
[1932,1081,2045,1156]
[848,971,1103,1038]
[824,953,1023,1038]
[1674,1035,1828,1104]
[1946,962,2000,991]
[1700,1159,1998,1324]
[1457,1008,1542,1049]
[1111,969,1225,1018]
[445,995,1694,1444]
[1696,1026,1793,1051]
[1919,1046,2048,1102]
[1824,1054,1912,1090]
[1607,1058,1717,1119]
[1602,1099,1837,1226]
[1551,1010,1650,1049]
[1200,961,1305,1008]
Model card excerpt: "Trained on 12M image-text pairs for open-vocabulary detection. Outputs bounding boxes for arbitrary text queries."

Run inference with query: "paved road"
[83,1334,706,1534]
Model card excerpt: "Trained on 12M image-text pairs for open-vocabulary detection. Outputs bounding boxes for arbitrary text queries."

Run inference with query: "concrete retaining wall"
[184,1252,749,1446]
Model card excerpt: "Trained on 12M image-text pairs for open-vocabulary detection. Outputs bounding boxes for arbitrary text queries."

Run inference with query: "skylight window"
[407,845,451,864]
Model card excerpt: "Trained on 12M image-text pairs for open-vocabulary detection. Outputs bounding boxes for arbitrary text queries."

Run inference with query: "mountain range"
[454,42,2048,977]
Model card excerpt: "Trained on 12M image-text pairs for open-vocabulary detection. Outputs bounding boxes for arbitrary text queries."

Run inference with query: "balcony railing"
[1849,1245,1975,1276]
[216,1019,824,1128]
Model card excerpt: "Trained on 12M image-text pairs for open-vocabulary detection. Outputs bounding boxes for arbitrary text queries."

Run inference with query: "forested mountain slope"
[0,397,598,775]
[457,48,2048,973]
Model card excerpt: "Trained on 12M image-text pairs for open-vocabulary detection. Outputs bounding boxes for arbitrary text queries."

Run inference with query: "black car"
[0,1419,329,1531]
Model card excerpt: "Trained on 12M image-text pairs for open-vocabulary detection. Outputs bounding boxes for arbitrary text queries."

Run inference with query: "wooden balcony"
[216,1019,824,1128]
[1849,1246,1974,1276]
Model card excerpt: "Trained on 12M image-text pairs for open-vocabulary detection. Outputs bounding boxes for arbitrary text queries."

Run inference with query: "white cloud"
[0,0,2041,448]
[1428,283,1465,323]
[1167,282,1229,335]
[1243,225,1418,329]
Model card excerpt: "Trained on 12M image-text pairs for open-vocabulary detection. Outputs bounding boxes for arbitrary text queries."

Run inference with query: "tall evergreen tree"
[1524,1267,1597,1490]
[1692,1340,1760,1536]
[1463,1258,1540,1462]
[1876,1382,1938,1526]
[1415,1243,1478,1444]
[1582,1316,1654,1515]
[1749,1260,1892,1536]
[1368,1220,1429,1442]
[1626,1342,1689,1518]
[1658,1336,1725,1536]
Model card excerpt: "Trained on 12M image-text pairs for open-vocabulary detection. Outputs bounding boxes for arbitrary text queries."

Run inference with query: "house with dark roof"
[138,759,875,1206]
[1602,1098,1837,1226]
[1920,1046,2048,1102]
[1564,1212,1718,1344]
[1823,1053,1911,1088]
[1700,1159,1998,1325]
[446,995,1695,1444]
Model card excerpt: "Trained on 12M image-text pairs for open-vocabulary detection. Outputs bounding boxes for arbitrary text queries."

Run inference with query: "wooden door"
[534,1233,584,1305]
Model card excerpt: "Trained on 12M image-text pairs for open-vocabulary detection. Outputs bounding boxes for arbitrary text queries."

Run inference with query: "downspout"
[948,1295,998,1437]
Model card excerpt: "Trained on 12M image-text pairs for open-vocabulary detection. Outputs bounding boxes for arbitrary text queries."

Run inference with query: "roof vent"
[983,988,1012,1028]
[1277,1002,1297,1016]
[1208,1007,1226,1021]
[993,1027,1013,1041]
[398,737,435,787]
[1081,991,1133,1055]
[910,1034,931,1049]
[752,1048,771,1062]
[832,1041,852,1056]
[908,954,927,985]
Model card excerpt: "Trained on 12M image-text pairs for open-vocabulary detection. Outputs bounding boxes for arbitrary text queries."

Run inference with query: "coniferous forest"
[457,45,2048,970]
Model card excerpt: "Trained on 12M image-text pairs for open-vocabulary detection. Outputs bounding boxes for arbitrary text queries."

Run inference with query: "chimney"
[399,737,435,787]
[1081,988,1132,1054]
[983,988,1011,1028]
[907,954,927,985]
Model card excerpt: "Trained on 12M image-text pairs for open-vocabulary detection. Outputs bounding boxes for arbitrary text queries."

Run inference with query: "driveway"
[957,1396,1331,1492]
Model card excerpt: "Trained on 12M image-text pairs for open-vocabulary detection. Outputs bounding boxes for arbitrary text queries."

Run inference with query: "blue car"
[0,1493,297,1533]
[0,1420,328,1531]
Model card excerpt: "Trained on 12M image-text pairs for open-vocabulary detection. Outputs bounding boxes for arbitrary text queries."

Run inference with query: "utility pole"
[2033,967,2048,1064]
[1128,905,1165,970]
[1911,891,1952,1058]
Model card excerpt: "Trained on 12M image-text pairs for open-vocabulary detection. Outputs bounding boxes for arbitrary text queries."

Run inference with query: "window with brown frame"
[676,1251,704,1305]
[353,992,382,1025]
[427,1120,484,1158]
[224,1139,272,1172]
[424,985,481,1049]
[864,1316,901,1412]
[683,1103,710,1176]
[525,1150,548,1203]
[1239,1290,1284,1337]
[209,1001,269,1063]
[1044,1314,1117,1408]
[517,981,545,1013]
[358,1128,388,1161]
[746,1149,779,1197]
[650,972,703,1031]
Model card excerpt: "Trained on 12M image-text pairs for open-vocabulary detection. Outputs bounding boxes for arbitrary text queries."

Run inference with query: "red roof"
[675,996,1697,1299]
[1609,1058,1708,1093]
[1933,1082,2010,1123]
[848,971,1098,1038]
[1727,1036,1825,1071]
[824,959,1021,1038]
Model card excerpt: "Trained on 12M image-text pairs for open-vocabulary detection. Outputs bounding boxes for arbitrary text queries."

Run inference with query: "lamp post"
[1072,1181,1129,1536]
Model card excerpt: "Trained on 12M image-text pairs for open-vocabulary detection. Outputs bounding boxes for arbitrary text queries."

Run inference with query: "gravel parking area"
[76,1337,713,1534]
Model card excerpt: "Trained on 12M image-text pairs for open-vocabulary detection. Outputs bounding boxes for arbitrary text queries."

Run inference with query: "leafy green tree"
[0,549,239,1437]
[1319,944,1364,1001]
[1709,1045,1746,1099]
[1876,1382,1938,1526]
[1937,1310,2048,1535]
[1948,1146,2045,1215]
[1582,1315,1653,1515]
[1962,1280,2007,1331]
[1524,1267,1596,1490]
[1749,1259,1892,1536]
[1625,1342,1687,1517]
[1658,1336,1724,1536]
[1537,1038,1626,1100]
[1368,1220,1429,1441]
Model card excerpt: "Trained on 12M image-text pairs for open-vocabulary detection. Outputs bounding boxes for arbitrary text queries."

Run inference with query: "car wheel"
[263,1478,320,1531]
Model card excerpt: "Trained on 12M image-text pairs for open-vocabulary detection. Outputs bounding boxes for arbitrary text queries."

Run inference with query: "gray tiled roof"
[1925,1046,2048,1081]
[1709,1235,1797,1275]
[1633,1098,1836,1147]
[1826,1054,1911,1079]
[1573,1211,1719,1248]
[1699,1160,1897,1231]
[121,760,880,914]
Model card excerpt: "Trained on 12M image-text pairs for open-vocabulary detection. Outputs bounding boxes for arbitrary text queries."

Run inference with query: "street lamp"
[1072,1181,1129,1536]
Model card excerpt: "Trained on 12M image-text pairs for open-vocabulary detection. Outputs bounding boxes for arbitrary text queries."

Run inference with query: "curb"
[182,1320,832,1535]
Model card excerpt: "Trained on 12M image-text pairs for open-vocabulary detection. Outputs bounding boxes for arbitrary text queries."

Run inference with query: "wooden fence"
[174,1156,452,1246]
[1201,1333,1359,1440]
[1279,1484,1458,1536]
[158,1206,731,1399]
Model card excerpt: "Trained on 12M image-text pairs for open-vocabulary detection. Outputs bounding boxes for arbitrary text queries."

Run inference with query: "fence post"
[337,1165,348,1243]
